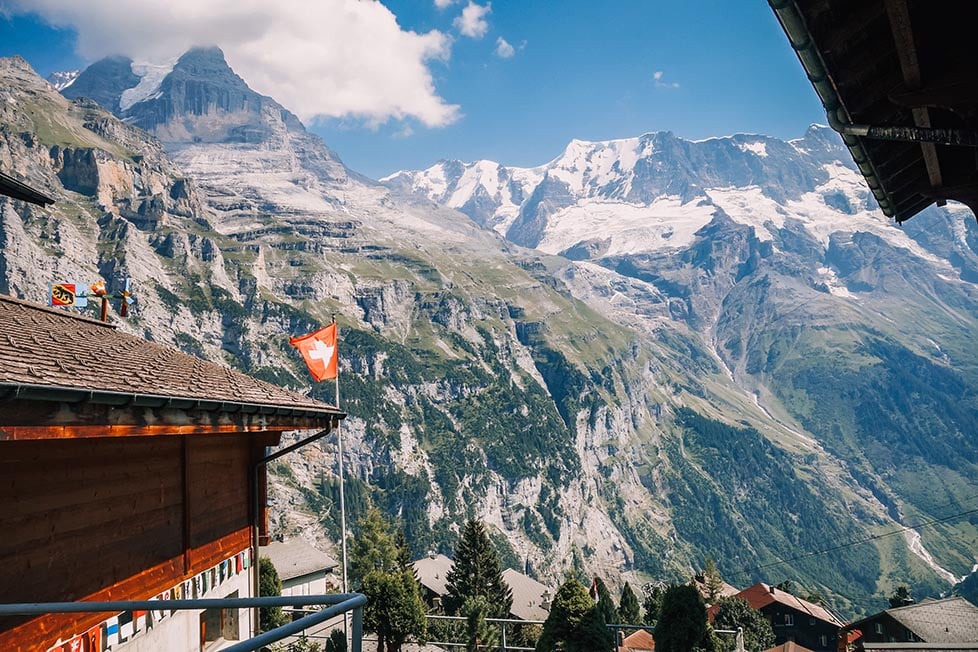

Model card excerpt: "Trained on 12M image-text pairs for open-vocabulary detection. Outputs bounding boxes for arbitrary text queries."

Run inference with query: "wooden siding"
[0,433,266,651]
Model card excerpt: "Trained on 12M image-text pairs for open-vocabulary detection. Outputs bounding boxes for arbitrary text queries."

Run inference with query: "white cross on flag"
[289,323,338,382]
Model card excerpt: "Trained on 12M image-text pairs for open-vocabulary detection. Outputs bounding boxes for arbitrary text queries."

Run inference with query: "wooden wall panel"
[0,437,185,603]
[187,435,253,549]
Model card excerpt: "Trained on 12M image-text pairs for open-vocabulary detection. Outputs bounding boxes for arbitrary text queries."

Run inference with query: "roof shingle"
[0,294,337,415]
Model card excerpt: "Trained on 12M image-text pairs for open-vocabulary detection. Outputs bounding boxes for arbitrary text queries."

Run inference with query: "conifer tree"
[888,585,914,608]
[536,577,613,652]
[258,556,290,632]
[444,519,513,618]
[643,582,670,625]
[594,577,617,626]
[653,584,712,652]
[703,557,724,603]
[349,507,401,585]
[618,582,641,624]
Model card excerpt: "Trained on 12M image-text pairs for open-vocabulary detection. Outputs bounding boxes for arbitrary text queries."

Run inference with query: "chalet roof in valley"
[736,583,844,627]
[501,568,551,621]
[769,1,978,222]
[849,597,978,644]
[260,540,338,582]
[0,294,340,423]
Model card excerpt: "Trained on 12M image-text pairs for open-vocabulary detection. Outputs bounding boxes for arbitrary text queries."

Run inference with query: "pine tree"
[536,577,612,652]
[643,582,670,625]
[702,557,724,603]
[653,584,712,652]
[444,519,513,618]
[349,507,401,586]
[888,585,914,608]
[593,577,617,626]
[462,596,498,652]
[618,582,641,624]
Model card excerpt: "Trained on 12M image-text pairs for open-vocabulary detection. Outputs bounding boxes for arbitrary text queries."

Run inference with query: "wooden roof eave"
[0,171,55,206]
[0,383,345,440]
[769,0,899,220]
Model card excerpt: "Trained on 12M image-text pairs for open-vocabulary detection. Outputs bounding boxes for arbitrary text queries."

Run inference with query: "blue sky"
[0,1,825,179]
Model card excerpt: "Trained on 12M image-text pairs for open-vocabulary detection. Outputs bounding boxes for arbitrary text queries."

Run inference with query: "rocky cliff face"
[5,49,977,614]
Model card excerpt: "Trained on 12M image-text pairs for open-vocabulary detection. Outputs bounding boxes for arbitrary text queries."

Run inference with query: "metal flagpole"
[334,315,350,644]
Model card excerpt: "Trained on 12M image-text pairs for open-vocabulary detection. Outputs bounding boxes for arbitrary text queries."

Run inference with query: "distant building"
[720,583,844,652]
[411,555,552,621]
[842,596,978,650]
[413,553,454,609]
[763,643,816,652]
[260,540,339,598]
[0,295,343,652]
[618,628,655,652]
[501,568,551,622]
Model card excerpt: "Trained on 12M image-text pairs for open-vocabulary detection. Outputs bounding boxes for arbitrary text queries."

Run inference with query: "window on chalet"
[820,634,828,647]
[874,622,884,635]
[784,614,794,626]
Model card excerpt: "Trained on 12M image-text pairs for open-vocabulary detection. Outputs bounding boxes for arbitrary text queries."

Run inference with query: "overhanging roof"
[770,1,978,222]
[0,171,54,206]
[0,294,343,437]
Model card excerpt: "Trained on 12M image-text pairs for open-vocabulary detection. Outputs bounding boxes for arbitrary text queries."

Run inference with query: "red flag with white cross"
[290,323,338,382]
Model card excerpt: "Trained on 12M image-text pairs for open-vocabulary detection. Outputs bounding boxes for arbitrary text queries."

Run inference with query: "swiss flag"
[290,323,338,381]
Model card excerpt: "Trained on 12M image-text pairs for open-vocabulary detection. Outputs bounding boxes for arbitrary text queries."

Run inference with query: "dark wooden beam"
[885,0,944,189]
[0,398,336,439]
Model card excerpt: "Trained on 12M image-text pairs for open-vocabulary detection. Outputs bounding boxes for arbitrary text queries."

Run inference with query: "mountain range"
[1,46,976,615]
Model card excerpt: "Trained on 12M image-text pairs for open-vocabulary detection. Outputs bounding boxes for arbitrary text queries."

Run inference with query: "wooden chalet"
[769,1,978,222]
[714,583,844,652]
[842,597,978,650]
[0,295,343,651]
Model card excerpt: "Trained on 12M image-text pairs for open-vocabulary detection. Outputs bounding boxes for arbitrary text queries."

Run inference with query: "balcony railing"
[0,593,366,652]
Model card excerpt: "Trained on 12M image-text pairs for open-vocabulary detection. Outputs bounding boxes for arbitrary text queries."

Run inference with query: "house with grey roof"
[844,596,978,650]
[501,568,551,622]
[260,539,339,598]
[411,555,552,622]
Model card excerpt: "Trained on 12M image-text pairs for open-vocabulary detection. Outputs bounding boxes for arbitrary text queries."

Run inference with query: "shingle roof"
[413,553,453,598]
[878,597,978,643]
[0,294,338,416]
[501,568,551,621]
[620,629,655,652]
[737,583,844,628]
[763,643,816,652]
[260,540,338,582]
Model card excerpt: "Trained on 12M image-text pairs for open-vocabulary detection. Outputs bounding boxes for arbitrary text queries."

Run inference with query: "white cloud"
[434,0,456,8]
[494,37,515,58]
[653,70,680,89]
[454,1,490,39]
[9,0,461,128]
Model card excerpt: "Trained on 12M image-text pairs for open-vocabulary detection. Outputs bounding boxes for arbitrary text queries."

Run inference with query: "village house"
[842,596,978,650]
[720,583,844,652]
[260,539,339,600]
[0,294,344,652]
[411,554,552,622]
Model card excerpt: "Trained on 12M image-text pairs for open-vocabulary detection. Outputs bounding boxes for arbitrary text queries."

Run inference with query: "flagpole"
[334,315,350,643]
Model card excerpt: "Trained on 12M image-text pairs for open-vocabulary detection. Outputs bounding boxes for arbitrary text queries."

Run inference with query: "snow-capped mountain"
[45,69,79,91]
[383,126,883,258]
